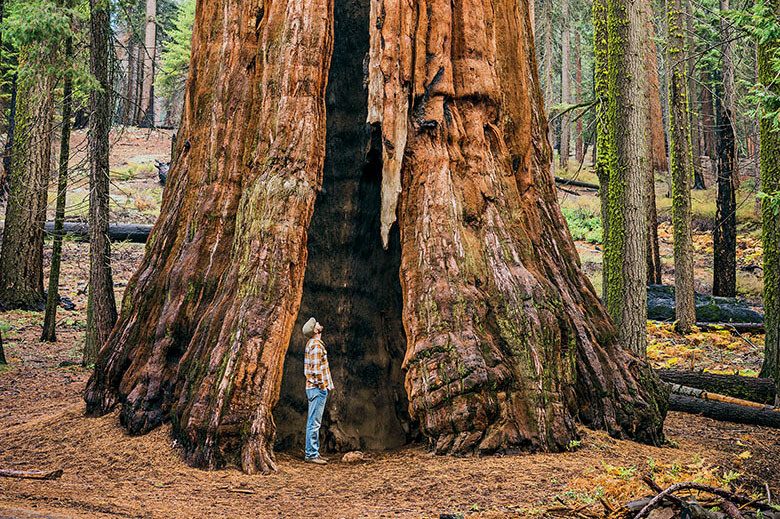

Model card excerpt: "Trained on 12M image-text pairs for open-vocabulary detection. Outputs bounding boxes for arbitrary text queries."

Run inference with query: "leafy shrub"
[562,208,603,244]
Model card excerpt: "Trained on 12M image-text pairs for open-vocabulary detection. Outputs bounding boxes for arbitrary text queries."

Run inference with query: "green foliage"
[758,190,780,215]
[2,0,95,107]
[156,0,194,100]
[562,208,603,244]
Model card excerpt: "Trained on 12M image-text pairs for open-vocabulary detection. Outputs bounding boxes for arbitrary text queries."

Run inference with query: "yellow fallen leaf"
[737,451,752,459]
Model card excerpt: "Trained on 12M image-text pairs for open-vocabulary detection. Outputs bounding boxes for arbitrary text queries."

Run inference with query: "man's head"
[302,317,322,338]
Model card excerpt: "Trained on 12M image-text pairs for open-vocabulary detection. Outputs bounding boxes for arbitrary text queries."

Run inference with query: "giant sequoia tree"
[85,0,667,474]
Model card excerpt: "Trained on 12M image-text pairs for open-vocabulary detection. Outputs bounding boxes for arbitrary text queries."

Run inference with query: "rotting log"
[656,369,775,404]
[42,222,152,243]
[669,393,780,428]
[0,469,63,480]
[85,0,668,474]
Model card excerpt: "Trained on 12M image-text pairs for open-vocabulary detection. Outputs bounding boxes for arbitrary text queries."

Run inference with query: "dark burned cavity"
[274,0,412,452]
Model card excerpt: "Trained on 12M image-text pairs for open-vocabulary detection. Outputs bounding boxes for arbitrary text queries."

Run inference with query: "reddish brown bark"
[369,0,666,452]
[86,0,334,474]
[646,25,668,176]
[86,0,667,472]
[645,23,664,285]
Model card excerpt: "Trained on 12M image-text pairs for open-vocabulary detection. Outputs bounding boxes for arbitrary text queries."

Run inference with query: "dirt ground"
[0,243,778,519]
[1,133,778,518]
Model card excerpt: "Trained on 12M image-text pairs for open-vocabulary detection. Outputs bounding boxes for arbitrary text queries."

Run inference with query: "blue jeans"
[305,387,328,459]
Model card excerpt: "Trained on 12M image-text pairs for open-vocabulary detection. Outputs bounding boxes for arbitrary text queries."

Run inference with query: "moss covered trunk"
[666,0,696,333]
[86,0,666,473]
[594,0,610,303]
[605,0,649,356]
[757,0,780,393]
[0,47,55,310]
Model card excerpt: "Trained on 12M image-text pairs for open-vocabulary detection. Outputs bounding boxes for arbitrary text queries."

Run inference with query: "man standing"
[302,317,333,464]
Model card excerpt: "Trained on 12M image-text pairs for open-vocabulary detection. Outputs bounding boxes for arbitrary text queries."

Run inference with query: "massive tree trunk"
[757,3,780,391]
[666,0,695,333]
[85,0,667,474]
[0,48,55,310]
[560,0,571,170]
[645,22,664,286]
[85,0,117,364]
[606,0,649,356]
[712,0,737,298]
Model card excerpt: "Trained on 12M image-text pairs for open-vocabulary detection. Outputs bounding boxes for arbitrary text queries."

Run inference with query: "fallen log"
[0,469,63,480]
[656,369,775,404]
[669,383,774,410]
[696,322,765,333]
[43,222,152,243]
[669,393,780,428]
[554,176,600,190]
[647,285,764,324]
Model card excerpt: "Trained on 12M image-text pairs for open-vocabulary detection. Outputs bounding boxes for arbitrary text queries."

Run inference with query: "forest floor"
[1,132,778,518]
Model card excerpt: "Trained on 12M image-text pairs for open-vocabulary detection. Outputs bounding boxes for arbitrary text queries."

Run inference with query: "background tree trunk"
[139,0,157,127]
[712,2,737,298]
[85,0,117,365]
[560,0,571,170]
[133,45,144,124]
[86,0,667,473]
[645,21,665,286]
[700,72,716,167]
[123,36,136,125]
[606,0,649,356]
[685,0,705,190]
[666,0,696,333]
[544,0,554,163]
[757,3,780,392]
[575,30,584,163]
[0,49,55,310]
[42,3,74,342]
[2,71,17,190]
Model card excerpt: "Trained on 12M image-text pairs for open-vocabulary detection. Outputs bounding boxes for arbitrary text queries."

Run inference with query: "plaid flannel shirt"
[304,337,334,390]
